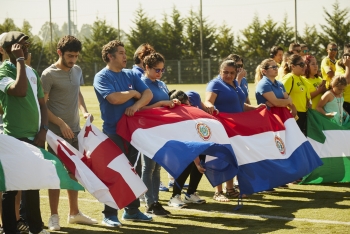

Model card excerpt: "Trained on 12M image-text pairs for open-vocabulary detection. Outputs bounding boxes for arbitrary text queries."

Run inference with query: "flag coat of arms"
[216,107,323,194]
[303,109,350,184]
[77,118,147,209]
[0,134,83,191]
[117,105,238,187]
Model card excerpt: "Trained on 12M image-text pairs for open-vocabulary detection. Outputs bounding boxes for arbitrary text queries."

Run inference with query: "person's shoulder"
[72,64,82,71]
[41,64,56,76]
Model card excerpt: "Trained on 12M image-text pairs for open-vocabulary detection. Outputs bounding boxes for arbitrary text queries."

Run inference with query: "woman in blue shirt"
[205,59,262,202]
[140,53,180,217]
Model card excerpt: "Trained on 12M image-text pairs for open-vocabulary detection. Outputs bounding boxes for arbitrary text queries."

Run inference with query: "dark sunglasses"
[152,67,166,73]
[294,62,305,68]
[236,64,244,68]
[266,65,278,70]
[329,48,338,51]
[303,50,309,53]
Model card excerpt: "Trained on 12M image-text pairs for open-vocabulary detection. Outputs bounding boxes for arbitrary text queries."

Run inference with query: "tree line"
[0,1,349,84]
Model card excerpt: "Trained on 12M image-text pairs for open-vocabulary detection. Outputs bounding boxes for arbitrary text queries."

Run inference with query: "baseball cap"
[0,31,29,49]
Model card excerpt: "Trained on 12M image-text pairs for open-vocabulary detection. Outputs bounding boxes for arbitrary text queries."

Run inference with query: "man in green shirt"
[0,31,49,234]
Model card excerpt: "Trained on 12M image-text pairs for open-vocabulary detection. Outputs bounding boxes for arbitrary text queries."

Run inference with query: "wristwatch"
[41,125,49,131]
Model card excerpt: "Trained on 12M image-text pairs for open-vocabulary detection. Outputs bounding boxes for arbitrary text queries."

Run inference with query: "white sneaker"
[67,211,98,224]
[168,194,187,208]
[184,192,206,204]
[48,214,60,231]
[29,230,50,234]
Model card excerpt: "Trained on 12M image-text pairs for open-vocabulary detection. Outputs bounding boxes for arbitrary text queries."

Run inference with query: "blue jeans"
[102,132,141,216]
[141,155,161,206]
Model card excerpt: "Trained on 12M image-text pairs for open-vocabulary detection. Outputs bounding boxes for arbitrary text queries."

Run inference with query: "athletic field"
[37,84,350,233]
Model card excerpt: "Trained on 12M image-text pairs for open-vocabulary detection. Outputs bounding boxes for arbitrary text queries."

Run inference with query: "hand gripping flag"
[216,106,323,194]
[303,109,350,184]
[77,117,147,209]
[117,105,238,187]
[0,134,83,191]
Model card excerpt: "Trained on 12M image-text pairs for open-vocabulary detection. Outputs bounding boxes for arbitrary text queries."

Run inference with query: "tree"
[300,24,323,62]
[215,23,235,59]
[278,15,294,51]
[319,0,350,53]
[0,18,19,33]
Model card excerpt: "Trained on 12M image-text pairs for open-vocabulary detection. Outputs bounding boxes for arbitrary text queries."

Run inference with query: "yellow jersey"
[303,76,323,109]
[321,56,336,89]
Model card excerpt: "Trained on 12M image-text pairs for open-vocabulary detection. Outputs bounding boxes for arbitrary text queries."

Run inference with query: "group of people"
[0,29,349,234]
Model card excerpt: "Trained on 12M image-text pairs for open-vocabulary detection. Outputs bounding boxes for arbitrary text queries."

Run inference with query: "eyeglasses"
[293,49,301,53]
[222,70,236,76]
[294,62,305,68]
[329,48,338,51]
[236,64,244,68]
[152,67,166,73]
[267,65,278,70]
[303,50,309,53]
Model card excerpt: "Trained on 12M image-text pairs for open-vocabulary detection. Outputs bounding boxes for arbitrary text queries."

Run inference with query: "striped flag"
[77,118,147,209]
[0,134,83,191]
[216,107,323,194]
[117,105,238,187]
[303,109,350,184]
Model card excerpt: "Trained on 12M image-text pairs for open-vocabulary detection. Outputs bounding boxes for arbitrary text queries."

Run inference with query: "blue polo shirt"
[93,68,149,134]
[141,76,169,105]
[206,76,246,113]
[255,76,286,105]
[186,91,201,108]
[132,65,144,78]
[240,77,249,98]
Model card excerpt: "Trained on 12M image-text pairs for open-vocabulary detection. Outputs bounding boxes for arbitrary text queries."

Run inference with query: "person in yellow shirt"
[303,55,325,109]
[277,43,301,80]
[335,43,350,113]
[321,42,338,89]
[281,54,310,135]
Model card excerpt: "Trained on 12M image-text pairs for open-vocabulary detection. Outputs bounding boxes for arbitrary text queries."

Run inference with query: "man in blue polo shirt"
[93,40,153,227]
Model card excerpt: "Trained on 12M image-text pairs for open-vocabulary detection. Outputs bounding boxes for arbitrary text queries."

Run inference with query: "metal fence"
[36,57,264,85]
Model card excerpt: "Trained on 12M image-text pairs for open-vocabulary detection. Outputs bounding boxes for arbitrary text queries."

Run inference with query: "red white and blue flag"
[216,107,323,194]
[117,105,238,187]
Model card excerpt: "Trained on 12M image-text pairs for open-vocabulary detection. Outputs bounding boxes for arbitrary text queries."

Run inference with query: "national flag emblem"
[196,122,211,141]
[274,135,286,154]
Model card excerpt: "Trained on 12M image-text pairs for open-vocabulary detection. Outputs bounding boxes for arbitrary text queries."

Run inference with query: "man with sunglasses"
[94,40,153,227]
[288,43,301,55]
[300,44,309,59]
[321,42,338,89]
[0,31,50,234]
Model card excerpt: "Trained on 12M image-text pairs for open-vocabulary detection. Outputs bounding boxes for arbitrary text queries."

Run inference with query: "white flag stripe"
[307,130,350,158]
[0,134,61,190]
[46,131,119,209]
[78,119,108,156]
[107,156,147,197]
[131,118,230,158]
[232,118,306,166]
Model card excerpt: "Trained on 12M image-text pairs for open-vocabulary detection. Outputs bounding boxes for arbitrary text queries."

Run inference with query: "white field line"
[40,196,350,226]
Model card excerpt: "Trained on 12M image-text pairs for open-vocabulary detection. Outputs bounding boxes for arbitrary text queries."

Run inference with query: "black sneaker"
[17,218,29,233]
[155,202,171,215]
[146,202,168,216]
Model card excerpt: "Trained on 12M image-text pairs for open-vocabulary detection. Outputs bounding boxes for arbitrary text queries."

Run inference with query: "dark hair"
[220,59,236,71]
[337,43,350,69]
[283,54,303,75]
[169,90,189,104]
[330,75,347,88]
[304,55,318,78]
[133,43,155,64]
[57,35,82,54]
[101,40,124,63]
[289,43,300,53]
[269,46,283,58]
[225,54,243,63]
[143,52,165,69]
[300,44,307,49]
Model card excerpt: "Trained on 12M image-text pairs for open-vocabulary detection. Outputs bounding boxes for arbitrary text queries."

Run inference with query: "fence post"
[94,62,97,75]
[178,60,181,84]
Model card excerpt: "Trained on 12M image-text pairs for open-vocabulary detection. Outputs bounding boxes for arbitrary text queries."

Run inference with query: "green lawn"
[40,84,350,233]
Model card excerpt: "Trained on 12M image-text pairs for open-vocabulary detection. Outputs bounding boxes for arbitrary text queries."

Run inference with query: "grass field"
[36,84,350,233]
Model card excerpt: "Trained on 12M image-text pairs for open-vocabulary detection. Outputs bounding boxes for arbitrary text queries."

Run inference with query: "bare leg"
[48,189,60,215]
[67,190,79,215]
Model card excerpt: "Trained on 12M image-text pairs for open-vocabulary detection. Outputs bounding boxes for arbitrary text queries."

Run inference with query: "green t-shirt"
[0,60,44,138]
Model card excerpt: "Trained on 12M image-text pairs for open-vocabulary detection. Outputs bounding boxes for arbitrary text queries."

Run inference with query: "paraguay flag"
[117,105,238,187]
[216,106,323,194]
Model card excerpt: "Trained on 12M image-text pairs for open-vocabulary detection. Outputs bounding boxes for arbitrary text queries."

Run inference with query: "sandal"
[213,191,230,202]
[225,187,240,198]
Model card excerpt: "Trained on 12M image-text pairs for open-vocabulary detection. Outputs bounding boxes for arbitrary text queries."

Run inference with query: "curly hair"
[303,55,318,78]
[330,75,347,88]
[57,35,82,54]
[101,40,124,63]
[143,52,165,69]
[133,43,155,64]
[283,54,303,75]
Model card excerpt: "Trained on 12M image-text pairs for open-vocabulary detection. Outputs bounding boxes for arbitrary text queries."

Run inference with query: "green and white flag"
[302,109,350,184]
[0,134,84,191]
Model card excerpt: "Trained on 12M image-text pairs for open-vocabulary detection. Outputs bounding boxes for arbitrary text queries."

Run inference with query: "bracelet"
[16,57,25,62]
